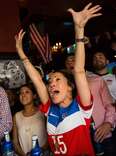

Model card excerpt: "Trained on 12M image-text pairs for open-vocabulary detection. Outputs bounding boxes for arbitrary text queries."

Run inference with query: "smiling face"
[93,52,109,71]
[19,86,35,106]
[47,72,73,106]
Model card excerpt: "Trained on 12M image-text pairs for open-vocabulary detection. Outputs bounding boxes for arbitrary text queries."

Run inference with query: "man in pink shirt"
[65,54,115,156]
[87,72,115,134]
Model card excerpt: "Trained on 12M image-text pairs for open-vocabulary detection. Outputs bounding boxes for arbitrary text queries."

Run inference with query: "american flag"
[29,23,52,64]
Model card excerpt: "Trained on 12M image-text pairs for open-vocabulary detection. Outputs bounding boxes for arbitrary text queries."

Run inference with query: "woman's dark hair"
[18,83,37,95]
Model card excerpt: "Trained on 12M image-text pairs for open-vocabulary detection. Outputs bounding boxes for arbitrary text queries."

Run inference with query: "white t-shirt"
[101,73,116,102]
[15,111,47,154]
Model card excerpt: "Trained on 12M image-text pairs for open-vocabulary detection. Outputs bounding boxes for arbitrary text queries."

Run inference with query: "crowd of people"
[0,2,116,156]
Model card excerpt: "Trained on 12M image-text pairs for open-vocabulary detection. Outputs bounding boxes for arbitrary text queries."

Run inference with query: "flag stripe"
[46,34,52,62]
[30,32,47,64]
[30,30,45,56]
[29,25,46,53]
[29,23,52,64]
[30,24,45,47]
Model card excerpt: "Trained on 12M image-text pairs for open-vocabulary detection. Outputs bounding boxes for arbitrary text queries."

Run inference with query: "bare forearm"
[16,47,42,86]
[74,26,91,106]
[23,59,42,84]
[74,27,85,72]
[17,48,27,60]
[23,59,49,103]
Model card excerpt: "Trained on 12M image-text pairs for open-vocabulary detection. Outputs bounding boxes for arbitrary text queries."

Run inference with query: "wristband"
[21,57,28,61]
[75,37,86,42]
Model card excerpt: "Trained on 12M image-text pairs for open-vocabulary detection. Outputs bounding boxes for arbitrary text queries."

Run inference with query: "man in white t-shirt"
[92,52,116,102]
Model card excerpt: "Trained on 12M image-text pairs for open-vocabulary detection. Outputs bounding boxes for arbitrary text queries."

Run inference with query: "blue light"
[63,22,73,27]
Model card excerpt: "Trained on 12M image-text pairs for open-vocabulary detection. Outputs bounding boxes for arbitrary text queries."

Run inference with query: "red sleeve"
[76,95,93,110]
[39,99,51,114]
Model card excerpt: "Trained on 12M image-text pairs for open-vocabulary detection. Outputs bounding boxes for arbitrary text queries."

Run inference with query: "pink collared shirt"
[87,73,115,138]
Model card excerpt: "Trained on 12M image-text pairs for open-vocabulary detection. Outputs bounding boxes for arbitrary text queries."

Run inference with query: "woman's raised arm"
[15,29,49,104]
[68,3,102,106]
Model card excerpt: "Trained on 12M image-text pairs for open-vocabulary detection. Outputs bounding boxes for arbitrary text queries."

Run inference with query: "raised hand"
[15,29,27,60]
[15,29,25,52]
[68,3,102,28]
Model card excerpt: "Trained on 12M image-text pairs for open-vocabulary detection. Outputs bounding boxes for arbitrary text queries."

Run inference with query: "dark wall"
[0,0,21,53]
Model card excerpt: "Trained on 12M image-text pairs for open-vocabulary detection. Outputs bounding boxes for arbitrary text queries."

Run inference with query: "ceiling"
[17,0,116,46]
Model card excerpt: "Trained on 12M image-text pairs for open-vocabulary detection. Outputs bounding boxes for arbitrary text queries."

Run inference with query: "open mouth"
[70,66,74,70]
[50,90,60,97]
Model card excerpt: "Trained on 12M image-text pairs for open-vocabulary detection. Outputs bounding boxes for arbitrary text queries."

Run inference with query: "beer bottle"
[2,131,14,156]
[30,135,42,156]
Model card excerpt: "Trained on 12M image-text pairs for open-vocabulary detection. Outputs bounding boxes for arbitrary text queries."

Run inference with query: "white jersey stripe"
[47,111,86,135]
[79,104,93,119]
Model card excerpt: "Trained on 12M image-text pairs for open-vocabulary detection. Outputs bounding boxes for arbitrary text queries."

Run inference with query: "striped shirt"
[0,87,12,141]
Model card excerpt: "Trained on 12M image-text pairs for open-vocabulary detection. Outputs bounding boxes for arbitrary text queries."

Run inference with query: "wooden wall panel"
[0,0,21,53]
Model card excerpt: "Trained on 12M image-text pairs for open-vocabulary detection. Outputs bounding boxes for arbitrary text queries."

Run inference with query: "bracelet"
[21,57,28,62]
[21,57,28,61]
[75,37,86,43]
[21,57,30,64]
[76,36,90,44]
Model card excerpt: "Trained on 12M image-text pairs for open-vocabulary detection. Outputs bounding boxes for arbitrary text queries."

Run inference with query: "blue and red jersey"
[40,96,95,156]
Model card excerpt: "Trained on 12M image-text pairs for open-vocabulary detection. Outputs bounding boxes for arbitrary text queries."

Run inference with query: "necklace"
[23,107,37,117]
